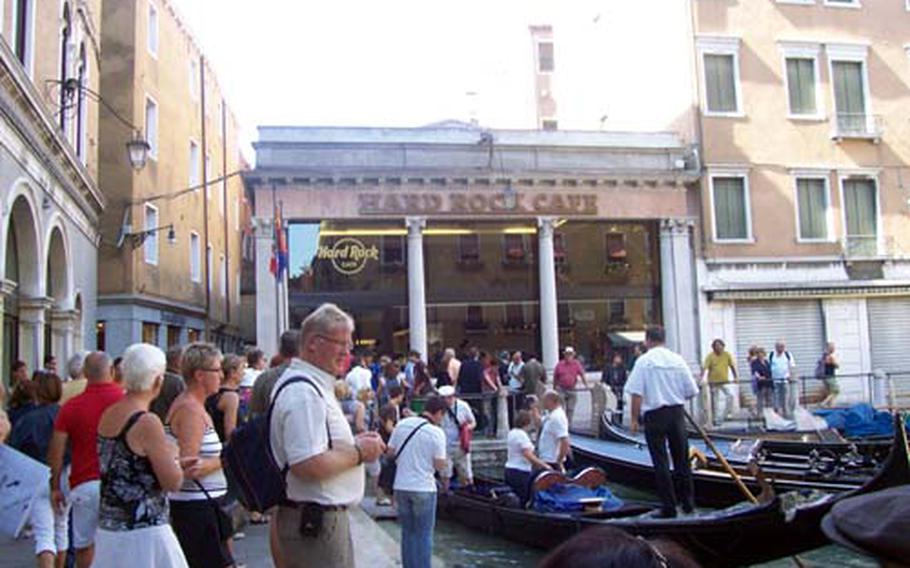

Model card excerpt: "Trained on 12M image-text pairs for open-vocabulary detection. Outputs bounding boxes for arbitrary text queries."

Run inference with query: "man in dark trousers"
[625,327,700,518]
[456,347,485,431]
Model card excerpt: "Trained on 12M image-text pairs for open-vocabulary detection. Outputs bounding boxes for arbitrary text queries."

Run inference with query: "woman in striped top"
[165,343,234,568]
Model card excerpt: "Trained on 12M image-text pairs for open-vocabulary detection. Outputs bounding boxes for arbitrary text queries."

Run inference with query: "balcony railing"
[830,113,883,142]
[841,234,879,258]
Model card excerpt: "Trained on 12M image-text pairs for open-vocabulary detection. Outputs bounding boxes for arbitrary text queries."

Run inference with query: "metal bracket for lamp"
[55,78,150,170]
[120,224,176,249]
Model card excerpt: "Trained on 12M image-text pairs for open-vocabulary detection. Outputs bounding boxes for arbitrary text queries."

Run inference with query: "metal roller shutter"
[868,298,910,409]
[868,298,910,375]
[734,301,825,403]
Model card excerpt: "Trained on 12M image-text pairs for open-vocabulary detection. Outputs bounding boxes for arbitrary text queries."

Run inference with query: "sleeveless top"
[97,411,169,531]
[204,387,237,442]
[164,418,228,501]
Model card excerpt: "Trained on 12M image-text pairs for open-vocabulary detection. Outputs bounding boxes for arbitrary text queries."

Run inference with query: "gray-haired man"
[270,304,385,567]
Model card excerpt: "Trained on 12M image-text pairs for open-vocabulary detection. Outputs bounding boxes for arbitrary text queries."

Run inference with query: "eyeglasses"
[316,334,354,351]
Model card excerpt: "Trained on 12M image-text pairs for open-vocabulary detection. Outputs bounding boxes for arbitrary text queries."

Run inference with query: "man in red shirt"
[552,346,590,426]
[48,352,123,568]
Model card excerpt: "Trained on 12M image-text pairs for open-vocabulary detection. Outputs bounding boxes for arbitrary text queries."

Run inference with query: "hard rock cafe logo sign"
[316,237,379,275]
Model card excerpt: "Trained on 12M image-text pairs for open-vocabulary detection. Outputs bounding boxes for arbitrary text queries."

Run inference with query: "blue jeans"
[396,490,437,568]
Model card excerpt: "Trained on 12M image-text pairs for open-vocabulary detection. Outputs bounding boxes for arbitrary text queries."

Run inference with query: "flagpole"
[280,200,289,334]
[272,183,280,349]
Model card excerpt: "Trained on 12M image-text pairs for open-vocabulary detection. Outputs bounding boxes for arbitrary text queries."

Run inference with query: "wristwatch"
[354,441,364,465]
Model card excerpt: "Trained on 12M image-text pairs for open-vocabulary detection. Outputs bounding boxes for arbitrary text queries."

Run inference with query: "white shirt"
[269,359,364,506]
[441,399,475,448]
[538,406,569,463]
[506,428,534,472]
[240,368,261,388]
[345,365,373,395]
[507,361,524,391]
[388,416,446,493]
[624,346,699,415]
[769,351,795,381]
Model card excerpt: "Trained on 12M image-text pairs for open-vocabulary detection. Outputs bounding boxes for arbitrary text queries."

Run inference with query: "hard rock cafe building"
[245,125,701,371]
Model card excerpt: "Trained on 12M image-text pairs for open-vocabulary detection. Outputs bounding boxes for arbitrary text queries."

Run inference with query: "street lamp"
[55,78,149,171]
[120,223,177,249]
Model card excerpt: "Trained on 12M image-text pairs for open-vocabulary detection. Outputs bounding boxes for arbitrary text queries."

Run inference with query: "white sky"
[174,0,694,159]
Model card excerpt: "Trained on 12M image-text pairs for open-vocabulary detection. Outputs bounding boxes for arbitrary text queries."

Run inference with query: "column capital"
[405,216,426,232]
[0,279,18,299]
[660,218,696,235]
[537,216,558,237]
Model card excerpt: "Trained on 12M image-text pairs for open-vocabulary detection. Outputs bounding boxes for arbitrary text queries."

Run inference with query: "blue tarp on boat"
[533,484,624,513]
[813,404,893,438]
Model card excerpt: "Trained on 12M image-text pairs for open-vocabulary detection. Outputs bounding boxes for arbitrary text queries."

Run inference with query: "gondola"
[571,431,880,508]
[598,410,891,482]
[436,414,910,567]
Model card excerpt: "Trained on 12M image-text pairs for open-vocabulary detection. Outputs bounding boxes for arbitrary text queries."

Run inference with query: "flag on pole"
[268,208,288,281]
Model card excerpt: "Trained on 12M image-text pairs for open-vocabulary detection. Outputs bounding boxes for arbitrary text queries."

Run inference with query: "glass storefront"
[286,219,661,368]
[287,221,409,353]
[555,221,661,370]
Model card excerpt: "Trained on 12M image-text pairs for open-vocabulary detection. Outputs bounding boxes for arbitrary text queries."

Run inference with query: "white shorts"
[30,483,69,555]
[69,480,101,549]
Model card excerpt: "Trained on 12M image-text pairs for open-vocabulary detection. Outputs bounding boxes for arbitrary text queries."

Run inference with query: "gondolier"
[626,326,700,518]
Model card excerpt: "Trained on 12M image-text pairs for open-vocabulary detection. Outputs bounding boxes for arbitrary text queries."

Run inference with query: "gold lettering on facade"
[316,237,379,275]
[357,191,598,216]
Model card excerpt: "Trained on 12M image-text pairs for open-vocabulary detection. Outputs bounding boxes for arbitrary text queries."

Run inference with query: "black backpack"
[221,375,328,512]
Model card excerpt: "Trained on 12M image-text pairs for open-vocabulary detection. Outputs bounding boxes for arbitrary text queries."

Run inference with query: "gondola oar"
[684,409,759,505]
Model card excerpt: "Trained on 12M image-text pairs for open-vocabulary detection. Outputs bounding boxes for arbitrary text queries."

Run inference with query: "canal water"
[379,478,878,567]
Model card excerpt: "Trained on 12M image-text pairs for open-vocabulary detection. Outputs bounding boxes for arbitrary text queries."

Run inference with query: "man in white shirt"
[538,391,571,471]
[388,396,447,568]
[241,347,266,388]
[270,304,386,567]
[626,326,700,519]
[768,341,796,418]
[438,385,476,486]
[345,351,374,397]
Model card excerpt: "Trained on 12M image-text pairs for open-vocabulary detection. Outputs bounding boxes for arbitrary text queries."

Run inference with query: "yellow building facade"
[96,0,245,355]
[691,0,910,401]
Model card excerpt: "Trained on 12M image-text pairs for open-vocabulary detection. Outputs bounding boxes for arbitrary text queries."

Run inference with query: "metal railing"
[830,112,883,141]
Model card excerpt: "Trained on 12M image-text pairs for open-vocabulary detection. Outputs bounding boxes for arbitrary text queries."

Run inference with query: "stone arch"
[43,217,73,307]
[4,192,42,297]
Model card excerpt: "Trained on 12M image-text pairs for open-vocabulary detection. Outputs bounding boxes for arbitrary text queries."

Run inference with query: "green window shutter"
[786,58,816,115]
[797,179,827,240]
[832,61,866,132]
[843,179,878,255]
[705,54,737,113]
[714,177,748,240]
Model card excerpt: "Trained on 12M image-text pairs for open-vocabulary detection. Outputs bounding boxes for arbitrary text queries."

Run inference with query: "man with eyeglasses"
[270,303,386,567]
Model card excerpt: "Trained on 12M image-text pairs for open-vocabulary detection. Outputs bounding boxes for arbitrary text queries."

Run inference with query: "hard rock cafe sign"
[357,191,598,216]
[316,237,379,275]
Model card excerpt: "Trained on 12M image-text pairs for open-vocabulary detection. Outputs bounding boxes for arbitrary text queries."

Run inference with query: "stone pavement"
[1,505,435,568]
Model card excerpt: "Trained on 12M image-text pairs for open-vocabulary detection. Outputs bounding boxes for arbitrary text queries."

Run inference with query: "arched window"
[59,3,72,132]
[75,43,87,162]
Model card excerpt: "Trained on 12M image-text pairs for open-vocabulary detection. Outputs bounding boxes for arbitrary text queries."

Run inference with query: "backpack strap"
[446,404,462,429]
[266,374,333,455]
[393,420,430,461]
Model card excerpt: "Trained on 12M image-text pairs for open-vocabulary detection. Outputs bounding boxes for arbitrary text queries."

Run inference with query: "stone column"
[18,297,52,372]
[659,219,698,367]
[254,217,279,355]
[406,217,428,361]
[538,217,559,371]
[48,309,78,363]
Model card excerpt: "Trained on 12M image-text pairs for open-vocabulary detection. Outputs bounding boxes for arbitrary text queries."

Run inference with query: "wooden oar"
[683,409,759,504]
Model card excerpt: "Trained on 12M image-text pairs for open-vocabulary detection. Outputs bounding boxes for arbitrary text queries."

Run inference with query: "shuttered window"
[796,178,828,240]
[842,179,877,256]
[712,176,749,240]
[704,54,739,113]
[786,58,817,115]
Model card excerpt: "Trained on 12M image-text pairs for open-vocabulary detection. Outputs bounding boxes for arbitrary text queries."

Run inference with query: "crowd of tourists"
[0,302,713,568]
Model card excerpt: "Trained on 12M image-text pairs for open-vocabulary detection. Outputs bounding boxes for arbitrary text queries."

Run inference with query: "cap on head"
[564,346,575,355]
[438,385,456,397]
